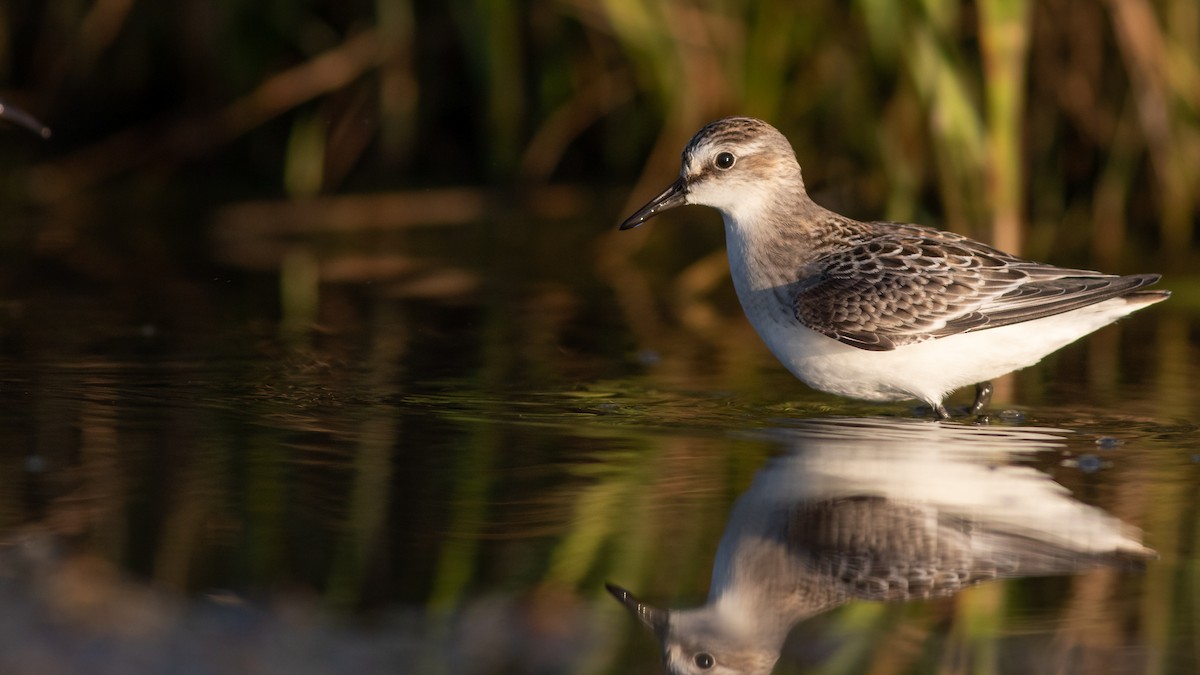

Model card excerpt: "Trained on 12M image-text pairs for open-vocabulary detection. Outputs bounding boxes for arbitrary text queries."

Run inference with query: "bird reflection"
[608,418,1155,675]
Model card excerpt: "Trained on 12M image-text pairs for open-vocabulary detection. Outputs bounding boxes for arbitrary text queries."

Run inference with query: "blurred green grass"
[0,0,1194,269]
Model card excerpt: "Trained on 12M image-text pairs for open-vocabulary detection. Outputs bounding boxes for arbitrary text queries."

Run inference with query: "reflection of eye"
[714,152,735,170]
[694,652,715,669]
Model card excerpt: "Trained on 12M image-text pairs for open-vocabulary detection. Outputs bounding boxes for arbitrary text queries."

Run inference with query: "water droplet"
[24,455,45,473]
[1077,454,1102,473]
[998,409,1024,423]
[637,349,660,366]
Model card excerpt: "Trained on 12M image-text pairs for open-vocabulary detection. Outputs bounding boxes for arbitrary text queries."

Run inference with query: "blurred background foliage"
[0,4,1195,672]
[0,0,1194,271]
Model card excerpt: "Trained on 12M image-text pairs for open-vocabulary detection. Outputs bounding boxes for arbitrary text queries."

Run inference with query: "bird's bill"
[605,583,669,638]
[0,101,50,139]
[619,177,686,230]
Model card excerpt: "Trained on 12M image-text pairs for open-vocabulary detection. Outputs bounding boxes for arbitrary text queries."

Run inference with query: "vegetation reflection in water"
[0,183,1194,672]
[1,364,1192,674]
[608,419,1155,675]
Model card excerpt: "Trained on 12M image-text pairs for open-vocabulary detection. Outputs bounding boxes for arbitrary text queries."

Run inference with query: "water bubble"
[1095,437,1123,449]
[24,455,45,473]
[998,409,1024,423]
[1077,454,1102,473]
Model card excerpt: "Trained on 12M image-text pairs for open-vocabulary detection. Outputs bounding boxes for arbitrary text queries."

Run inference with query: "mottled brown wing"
[788,497,992,602]
[789,496,1146,602]
[792,236,1028,351]
[794,234,1161,352]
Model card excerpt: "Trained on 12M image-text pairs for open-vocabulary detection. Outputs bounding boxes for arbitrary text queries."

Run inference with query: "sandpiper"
[621,117,1169,417]
[607,419,1155,674]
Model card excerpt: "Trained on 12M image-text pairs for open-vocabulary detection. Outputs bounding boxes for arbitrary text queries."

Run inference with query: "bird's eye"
[694,652,715,669]
[714,152,735,170]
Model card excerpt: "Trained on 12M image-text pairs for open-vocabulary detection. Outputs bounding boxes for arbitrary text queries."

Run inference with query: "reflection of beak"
[618,177,686,230]
[0,101,50,139]
[605,583,669,639]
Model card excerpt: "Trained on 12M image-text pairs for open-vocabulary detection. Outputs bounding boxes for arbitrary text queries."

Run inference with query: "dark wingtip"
[1126,274,1170,304]
[1129,289,1171,305]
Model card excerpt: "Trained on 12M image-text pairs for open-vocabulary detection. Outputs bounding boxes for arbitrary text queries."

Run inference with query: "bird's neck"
[722,199,819,297]
[708,534,847,640]
[723,195,866,295]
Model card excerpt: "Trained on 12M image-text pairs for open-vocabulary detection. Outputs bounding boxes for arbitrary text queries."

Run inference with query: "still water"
[0,199,1195,673]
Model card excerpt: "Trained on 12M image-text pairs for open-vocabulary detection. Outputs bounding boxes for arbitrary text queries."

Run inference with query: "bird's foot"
[969,381,993,416]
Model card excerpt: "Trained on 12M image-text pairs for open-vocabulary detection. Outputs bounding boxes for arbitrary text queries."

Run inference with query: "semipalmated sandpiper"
[621,117,1168,418]
[607,419,1154,674]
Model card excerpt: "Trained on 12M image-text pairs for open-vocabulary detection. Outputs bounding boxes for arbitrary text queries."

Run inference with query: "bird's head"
[619,117,803,231]
[605,583,780,675]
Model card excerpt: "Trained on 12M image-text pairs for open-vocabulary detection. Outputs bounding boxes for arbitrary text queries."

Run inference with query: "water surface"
[0,203,1195,674]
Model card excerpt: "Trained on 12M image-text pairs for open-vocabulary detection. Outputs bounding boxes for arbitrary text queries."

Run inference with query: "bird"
[619,117,1169,418]
[606,418,1156,675]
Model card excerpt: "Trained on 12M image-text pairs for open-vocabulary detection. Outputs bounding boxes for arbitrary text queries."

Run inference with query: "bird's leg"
[934,404,951,420]
[970,381,993,415]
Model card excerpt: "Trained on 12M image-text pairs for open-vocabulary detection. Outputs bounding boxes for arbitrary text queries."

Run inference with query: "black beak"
[605,582,669,639]
[0,101,50,139]
[619,177,686,230]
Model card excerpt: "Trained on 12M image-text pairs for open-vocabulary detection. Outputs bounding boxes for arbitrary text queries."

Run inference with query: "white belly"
[746,297,1140,407]
[720,216,1154,408]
